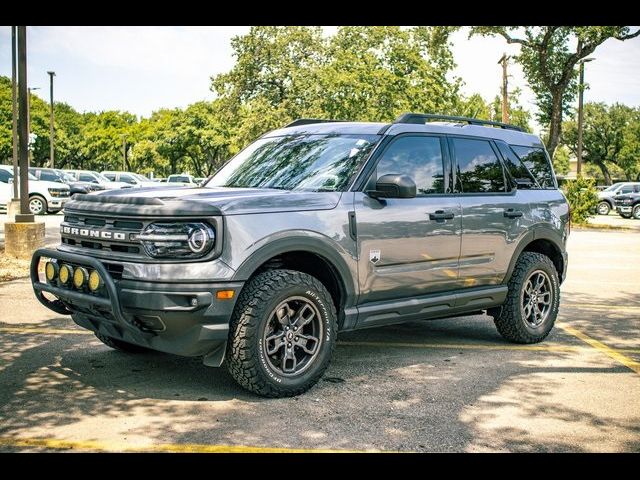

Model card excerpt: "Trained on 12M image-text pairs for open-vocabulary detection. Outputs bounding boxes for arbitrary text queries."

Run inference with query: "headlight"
[136,222,215,259]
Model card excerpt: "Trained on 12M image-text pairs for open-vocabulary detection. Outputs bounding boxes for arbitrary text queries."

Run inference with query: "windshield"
[93,173,112,183]
[206,134,380,192]
[603,183,623,192]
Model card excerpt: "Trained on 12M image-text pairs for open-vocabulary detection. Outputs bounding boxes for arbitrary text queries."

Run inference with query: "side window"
[375,136,445,195]
[120,174,137,184]
[79,173,94,182]
[40,171,58,182]
[0,169,11,183]
[511,146,555,188]
[452,138,506,193]
[103,173,116,181]
[619,185,633,194]
[495,141,537,188]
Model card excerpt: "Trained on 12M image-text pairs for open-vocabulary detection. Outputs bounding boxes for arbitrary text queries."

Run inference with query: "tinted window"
[79,173,95,182]
[375,136,445,195]
[103,173,116,181]
[511,146,555,188]
[120,174,137,184]
[495,142,536,187]
[0,169,11,183]
[169,176,189,183]
[453,138,505,193]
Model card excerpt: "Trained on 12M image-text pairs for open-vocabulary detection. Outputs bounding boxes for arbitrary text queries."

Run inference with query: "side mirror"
[367,174,416,199]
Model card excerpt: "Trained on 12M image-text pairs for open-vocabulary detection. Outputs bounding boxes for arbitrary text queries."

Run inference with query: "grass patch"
[0,248,32,282]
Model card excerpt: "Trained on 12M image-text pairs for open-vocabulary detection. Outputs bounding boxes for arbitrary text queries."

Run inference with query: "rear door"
[450,136,530,288]
[354,134,461,306]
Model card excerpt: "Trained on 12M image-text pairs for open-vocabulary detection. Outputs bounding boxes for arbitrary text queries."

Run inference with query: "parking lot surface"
[0,225,638,452]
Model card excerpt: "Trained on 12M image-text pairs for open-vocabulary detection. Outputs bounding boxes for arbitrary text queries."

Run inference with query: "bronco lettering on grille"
[61,225,127,241]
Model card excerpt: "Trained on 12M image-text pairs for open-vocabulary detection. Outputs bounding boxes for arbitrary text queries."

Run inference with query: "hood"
[67,186,342,216]
[31,180,70,190]
[102,181,132,189]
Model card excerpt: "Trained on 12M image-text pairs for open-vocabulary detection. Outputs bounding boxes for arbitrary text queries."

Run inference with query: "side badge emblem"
[369,249,381,264]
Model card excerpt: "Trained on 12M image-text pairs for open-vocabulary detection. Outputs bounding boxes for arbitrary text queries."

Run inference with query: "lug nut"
[293,326,298,331]
[288,343,292,348]
[285,326,289,331]
[295,336,299,341]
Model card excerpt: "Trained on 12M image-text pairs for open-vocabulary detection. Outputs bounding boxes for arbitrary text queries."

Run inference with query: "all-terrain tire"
[226,269,337,398]
[493,252,560,344]
[95,332,150,353]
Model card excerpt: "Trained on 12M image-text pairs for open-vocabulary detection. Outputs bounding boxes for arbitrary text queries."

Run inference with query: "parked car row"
[596,182,640,219]
[0,166,207,215]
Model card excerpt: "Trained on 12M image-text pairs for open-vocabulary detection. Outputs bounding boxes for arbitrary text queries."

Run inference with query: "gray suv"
[31,114,569,397]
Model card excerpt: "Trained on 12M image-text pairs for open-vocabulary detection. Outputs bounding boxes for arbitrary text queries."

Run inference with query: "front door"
[354,135,461,307]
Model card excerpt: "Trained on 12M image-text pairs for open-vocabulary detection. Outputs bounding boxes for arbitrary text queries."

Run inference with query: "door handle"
[429,210,455,221]
[504,208,523,218]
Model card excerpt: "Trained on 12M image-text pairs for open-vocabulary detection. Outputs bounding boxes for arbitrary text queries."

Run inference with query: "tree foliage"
[470,26,640,157]
[562,102,640,184]
[563,175,599,224]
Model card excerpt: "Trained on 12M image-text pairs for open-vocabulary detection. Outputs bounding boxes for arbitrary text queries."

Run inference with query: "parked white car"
[0,165,71,215]
[0,177,11,212]
[64,170,131,190]
[166,173,199,186]
[101,171,162,188]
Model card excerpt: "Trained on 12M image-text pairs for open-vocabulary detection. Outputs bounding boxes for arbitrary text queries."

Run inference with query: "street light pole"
[47,71,55,168]
[11,27,19,201]
[576,52,595,178]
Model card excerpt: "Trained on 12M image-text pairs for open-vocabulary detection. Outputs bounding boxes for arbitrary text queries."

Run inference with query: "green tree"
[552,144,571,176]
[212,26,462,148]
[562,102,638,184]
[471,26,640,157]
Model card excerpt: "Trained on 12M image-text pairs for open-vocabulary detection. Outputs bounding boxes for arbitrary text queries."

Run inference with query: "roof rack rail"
[284,118,345,128]
[393,113,524,132]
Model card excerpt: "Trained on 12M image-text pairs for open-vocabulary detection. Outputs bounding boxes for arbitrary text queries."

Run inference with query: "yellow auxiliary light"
[88,270,103,292]
[73,267,89,289]
[59,264,72,284]
[45,261,59,282]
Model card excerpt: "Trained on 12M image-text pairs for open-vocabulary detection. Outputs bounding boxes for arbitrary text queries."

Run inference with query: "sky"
[1,26,639,133]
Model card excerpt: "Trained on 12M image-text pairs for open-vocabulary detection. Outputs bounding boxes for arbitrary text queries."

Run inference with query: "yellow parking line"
[0,436,371,453]
[558,324,640,375]
[338,340,578,352]
[0,327,92,335]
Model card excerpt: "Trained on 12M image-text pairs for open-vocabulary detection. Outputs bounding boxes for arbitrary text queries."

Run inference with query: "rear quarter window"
[510,145,556,189]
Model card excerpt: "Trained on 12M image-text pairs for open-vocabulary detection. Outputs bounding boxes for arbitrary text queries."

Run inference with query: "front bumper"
[31,248,243,365]
[48,197,70,210]
[616,205,633,214]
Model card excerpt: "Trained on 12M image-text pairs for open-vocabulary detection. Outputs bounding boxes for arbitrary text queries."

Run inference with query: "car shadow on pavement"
[2,310,639,452]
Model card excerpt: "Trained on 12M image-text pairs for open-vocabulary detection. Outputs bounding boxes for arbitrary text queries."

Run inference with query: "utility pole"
[16,26,33,222]
[576,40,595,178]
[121,134,127,171]
[11,27,19,201]
[498,53,510,124]
[47,71,55,168]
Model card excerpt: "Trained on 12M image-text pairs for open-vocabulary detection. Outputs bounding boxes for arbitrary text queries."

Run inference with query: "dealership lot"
[0,223,638,452]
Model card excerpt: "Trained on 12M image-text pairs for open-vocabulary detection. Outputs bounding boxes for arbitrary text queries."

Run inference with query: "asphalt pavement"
[0,218,638,452]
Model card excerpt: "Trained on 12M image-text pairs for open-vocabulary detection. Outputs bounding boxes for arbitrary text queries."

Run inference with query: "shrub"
[562,176,599,224]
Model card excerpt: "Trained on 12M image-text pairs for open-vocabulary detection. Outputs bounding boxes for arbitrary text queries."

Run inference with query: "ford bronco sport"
[31,114,569,397]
